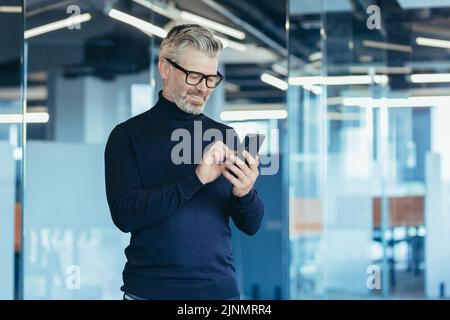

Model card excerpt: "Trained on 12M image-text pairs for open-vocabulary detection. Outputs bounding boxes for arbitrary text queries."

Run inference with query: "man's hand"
[195,140,233,185]
[223,150,259,197]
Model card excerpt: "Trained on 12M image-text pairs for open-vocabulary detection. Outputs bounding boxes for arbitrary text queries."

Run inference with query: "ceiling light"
[0,112,50,124]
[410,73,450,83]
[25,13,91,39]
[180,11,245,40]
[261,73,288,91]
[308,51,322,61]
[108,9,167,38]
[416,37,450,49]
[289,75,388,86]
[363,40,412,53]
[215,36,247,52]
[343,96,450,108]
[0,6,22,13]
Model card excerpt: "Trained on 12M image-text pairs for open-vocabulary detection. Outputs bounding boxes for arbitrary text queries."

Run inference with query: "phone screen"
[238,133,266,164]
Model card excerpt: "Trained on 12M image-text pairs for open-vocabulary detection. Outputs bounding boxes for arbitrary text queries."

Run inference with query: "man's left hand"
[223,150,260,197]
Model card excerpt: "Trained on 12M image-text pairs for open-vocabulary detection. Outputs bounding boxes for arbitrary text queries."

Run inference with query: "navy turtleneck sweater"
[104,91,264,300]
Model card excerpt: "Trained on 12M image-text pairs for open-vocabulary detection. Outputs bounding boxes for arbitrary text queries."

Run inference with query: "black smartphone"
[227,133,266,179]
[238,133,266,164]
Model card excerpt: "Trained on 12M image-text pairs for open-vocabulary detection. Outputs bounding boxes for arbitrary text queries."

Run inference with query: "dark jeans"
[123,292,241,300]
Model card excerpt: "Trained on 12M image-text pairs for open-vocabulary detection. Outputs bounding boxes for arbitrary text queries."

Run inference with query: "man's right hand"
[195,140,233,185]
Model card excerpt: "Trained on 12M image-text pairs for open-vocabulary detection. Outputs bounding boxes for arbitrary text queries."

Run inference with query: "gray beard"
[173,94,206,115]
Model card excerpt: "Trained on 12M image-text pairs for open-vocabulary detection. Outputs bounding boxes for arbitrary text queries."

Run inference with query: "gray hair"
[159,24,223,62]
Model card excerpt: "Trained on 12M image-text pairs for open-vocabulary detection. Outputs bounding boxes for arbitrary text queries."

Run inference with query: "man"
[104,24,264,300]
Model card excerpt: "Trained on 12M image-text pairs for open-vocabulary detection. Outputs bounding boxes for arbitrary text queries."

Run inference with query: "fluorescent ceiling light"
[289,75,388,86]
[0,112,49,124]
[362,40,412,53]
[224,82,240,92]
[0,6,22,13]
[0,86,47,100]
[180,11,245,40]
[327,112,361,121]
[289,76,322,86]
[24,13,91,39]
[343,96,450,108]
[215,36,246,52]
[109,9,167,38]
[416,37,450,49]
[308,51,322,61]
[261,73,288,91]
[133,0,245,40]
[327,96,344,105]
[350,66,411,74]
[132,0,246,41]
[303,84,322,95]
[359,55,373,62]
[271,63,288,76]
[220,109,288,121]
[410,73,450,83]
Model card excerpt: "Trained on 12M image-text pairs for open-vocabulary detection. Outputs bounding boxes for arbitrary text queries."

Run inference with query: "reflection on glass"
[0,0,23,300]
[288,0,450,299]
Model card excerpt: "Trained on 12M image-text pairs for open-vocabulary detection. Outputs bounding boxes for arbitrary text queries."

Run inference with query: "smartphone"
[227,133,266,179]
[238,133,266,164]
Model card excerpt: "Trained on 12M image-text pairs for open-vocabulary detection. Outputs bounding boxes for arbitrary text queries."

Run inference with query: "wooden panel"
[373,196,424,227]
[290,196,425,236]
[290,198,323,236]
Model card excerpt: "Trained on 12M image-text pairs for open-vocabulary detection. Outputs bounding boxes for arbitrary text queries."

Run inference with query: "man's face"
[163,47,219,114]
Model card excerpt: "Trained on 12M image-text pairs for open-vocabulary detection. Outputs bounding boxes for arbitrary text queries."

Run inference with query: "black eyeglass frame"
[164,58,224,88]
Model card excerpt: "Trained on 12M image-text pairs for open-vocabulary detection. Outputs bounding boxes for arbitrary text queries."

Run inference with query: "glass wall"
[3,0,449,301]
[22,0,158,299]
[288,0,450,299]
[19,0,284,300]
[0,0,24,300]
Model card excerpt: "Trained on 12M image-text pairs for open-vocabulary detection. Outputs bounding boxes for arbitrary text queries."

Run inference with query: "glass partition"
[288,0,450,299]
[0,0,24,300]
[20,0,284,300]
[22,0,158,299]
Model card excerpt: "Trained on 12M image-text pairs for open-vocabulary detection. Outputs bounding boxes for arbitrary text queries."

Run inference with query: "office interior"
[1,0,450,300]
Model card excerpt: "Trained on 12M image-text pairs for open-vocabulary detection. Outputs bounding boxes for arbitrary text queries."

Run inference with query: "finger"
[229,152,252,176]
[219,163,227,172]
[226,163,246,180]
[210,148,219,164]
[216,141,233,164]
[214,140,231,155]
[224,146,235,165]
[243,150,259,173]
[243,150,257,165]
[223,170,244,188]
[214,143,228,163]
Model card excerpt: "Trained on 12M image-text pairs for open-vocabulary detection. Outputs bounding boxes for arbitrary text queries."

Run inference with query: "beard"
[172,91,207,115]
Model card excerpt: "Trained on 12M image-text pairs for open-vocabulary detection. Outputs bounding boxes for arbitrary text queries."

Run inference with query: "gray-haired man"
[105,24,264,300]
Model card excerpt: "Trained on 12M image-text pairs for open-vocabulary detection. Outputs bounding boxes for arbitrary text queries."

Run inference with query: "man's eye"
[189,74,202,80]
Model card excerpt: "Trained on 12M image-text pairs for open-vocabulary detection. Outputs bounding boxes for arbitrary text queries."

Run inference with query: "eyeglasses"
[164,58,224,88]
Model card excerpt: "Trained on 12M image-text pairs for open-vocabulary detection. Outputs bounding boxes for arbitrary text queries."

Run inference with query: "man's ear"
[158,58,169,80]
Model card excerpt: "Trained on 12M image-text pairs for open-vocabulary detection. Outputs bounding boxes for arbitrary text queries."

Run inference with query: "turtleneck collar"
[153,90,203,122]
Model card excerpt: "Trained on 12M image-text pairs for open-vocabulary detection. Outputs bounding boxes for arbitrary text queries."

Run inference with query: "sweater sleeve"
[229,188,264,236]
[104,125,204,233]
